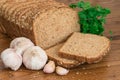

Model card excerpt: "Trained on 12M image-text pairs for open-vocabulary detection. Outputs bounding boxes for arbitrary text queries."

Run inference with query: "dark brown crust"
[0,16,35,42]
[59,50,86,63]
[59,36,111,64]
[0,22,6,33]
[48,56,81,69]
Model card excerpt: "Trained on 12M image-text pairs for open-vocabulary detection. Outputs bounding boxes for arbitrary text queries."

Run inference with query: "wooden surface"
[0,0,120,80]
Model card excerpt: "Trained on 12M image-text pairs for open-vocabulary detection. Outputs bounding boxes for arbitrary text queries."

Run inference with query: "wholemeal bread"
[0,0,80,49]
[45,43,81,68]
[59,32,110,64]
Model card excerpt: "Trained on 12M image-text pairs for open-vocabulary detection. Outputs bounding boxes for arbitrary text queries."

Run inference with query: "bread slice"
[45,43,81,68]
[0,0,80,49]
[59,32,110,64]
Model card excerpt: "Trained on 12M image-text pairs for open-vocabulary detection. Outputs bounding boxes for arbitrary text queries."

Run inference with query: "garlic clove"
[23,46,48,70]
[15,49,23,57]
[10,37,34,55]
[43,60,55,73]
[56,66,69,76]
[0,48,22,71]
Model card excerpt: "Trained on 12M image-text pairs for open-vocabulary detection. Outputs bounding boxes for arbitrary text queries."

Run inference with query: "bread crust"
[59,51,86,63]
[48,55,81,69]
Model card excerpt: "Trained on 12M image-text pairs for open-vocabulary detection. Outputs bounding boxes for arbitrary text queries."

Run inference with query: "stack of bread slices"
[0,0,110,68]
[46,32,110,68]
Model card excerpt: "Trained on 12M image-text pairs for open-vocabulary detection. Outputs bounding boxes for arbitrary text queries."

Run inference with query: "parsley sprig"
[70,1,111,35]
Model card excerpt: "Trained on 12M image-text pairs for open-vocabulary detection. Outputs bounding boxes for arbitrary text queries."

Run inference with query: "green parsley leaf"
[109,30,113,40]
[69,4,77,8]
[69,0,111,35]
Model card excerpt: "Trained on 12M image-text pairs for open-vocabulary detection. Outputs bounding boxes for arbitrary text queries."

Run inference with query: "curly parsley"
[69,0,111,35]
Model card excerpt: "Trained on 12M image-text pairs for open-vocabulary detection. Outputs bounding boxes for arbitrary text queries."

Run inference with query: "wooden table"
[0,0,120,80]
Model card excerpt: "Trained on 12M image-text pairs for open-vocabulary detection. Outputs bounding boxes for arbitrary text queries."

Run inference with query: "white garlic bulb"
[10,37,34,55]
[1,48,22,71]
[23,46,48,70]
[56,66,69,76]
[43,60,55,73]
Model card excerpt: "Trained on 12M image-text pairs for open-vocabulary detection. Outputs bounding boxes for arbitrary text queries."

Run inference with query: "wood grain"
[0,0,120,80]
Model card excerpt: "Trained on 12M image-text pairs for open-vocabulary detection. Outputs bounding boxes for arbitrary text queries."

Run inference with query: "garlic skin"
[23,46,48,70]
[0,48,22,71]
[10,37,34,55]
[43,60,55,73]
[56,66,69,76]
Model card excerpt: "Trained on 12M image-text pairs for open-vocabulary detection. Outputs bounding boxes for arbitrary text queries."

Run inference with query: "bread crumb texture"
[59,32,110,64]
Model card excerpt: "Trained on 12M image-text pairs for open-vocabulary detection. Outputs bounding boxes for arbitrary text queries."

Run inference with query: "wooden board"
[0,0,120,80]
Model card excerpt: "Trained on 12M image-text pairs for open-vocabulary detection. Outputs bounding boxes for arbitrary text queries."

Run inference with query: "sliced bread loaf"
[59,32,110,64]
[0,0,80,49]
[45,43,81,68]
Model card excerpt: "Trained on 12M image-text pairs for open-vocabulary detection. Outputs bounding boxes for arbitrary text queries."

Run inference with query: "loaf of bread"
[59,32,110,64]
[45,43,81,68]
[0,0,80,49]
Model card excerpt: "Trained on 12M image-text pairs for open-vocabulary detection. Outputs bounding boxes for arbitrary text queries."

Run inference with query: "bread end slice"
[59,32,110,64]
[45,43,81,68]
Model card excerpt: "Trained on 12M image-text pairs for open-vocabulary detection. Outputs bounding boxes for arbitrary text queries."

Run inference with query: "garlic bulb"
[10,37,34,55]
[43,60,55,73]
[23,46,48,70]
[56,66,69,76]
[1,48,22,71]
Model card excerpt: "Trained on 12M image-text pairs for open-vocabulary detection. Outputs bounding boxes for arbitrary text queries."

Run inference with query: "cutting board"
[0,0,120,80]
